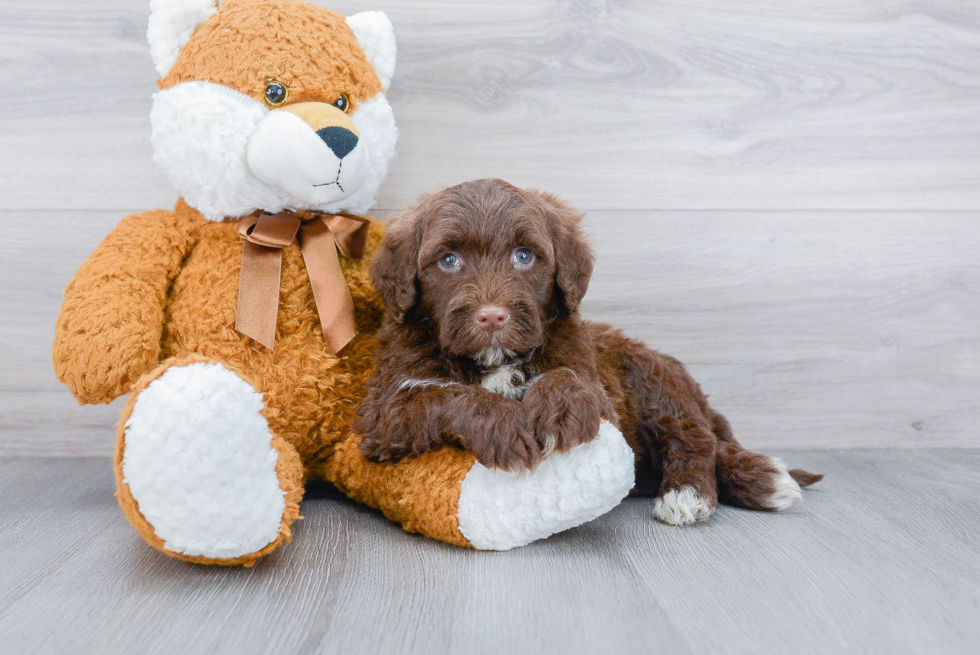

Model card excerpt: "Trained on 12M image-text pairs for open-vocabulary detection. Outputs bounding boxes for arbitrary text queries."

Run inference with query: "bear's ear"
[346,11,397,92]
[147,0,218,78]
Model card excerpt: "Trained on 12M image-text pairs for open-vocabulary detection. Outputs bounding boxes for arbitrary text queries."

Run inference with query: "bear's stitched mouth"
[313,161,345,192]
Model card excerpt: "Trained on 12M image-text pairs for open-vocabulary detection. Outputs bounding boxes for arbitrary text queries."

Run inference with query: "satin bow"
[235,210,369,353]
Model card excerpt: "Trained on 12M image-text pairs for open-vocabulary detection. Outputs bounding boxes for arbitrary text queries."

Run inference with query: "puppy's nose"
[475,305,510,332]
[316,126,359,159]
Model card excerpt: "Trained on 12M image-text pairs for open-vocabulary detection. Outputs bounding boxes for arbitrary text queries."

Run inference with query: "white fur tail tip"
[456,421,635,551]
[765,457,803,511]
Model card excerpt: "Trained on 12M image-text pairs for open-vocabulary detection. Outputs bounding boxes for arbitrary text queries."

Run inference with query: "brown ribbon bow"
[235,210,370,354]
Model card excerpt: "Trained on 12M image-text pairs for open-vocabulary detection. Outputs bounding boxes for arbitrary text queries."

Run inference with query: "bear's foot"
[116,358,303,565]
[456,421,635,550]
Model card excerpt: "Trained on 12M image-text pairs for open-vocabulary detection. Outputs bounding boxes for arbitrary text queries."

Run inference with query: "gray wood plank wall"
[1,0,978,455]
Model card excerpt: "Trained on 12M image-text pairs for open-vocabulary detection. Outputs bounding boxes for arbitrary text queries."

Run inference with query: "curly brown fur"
[358,179,607,471]
[358,179,821,517]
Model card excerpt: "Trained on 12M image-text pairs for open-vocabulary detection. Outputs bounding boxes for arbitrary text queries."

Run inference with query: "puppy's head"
[372,179,593,365]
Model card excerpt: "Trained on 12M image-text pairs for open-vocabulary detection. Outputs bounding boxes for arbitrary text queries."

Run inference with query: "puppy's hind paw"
[653,486,716,526]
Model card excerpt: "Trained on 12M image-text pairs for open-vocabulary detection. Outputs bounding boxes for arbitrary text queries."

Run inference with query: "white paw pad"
[762,457,803,511]
[653,486,715,525]
[122,362,286,559]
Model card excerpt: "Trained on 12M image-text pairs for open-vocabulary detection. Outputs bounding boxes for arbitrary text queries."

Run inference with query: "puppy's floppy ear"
[371,206,423,321]
[531,191,595,314]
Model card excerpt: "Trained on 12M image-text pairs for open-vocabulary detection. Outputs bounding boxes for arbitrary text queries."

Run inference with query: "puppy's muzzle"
[475,305,510,332]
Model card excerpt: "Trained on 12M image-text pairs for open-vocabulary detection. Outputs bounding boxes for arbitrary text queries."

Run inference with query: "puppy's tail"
[709,410,821,510]
[788,468,824,488]
[715,440,822,511]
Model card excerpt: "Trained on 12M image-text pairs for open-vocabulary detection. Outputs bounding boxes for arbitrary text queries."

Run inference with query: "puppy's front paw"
[472,425,540,473]
[358,433,407,463]
[464,396,540,472]
[653,486,716,526]
[522,368,602,455]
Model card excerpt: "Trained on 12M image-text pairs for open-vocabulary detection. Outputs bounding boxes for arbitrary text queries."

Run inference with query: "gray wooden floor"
[1,450,978,655]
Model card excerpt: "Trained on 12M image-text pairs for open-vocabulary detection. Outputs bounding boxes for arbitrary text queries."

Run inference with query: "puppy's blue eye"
[438,253,461,270]
[512,248,535,268]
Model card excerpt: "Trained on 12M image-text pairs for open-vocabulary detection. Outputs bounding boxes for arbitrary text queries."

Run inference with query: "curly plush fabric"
[148,0,399,220]
[161,0,383,110]
[53,208,202,404]
[115,354,305,567]
[52,0,490,564]
[147,0,217,77]
[56,200,477,563]
[457,421,636,550]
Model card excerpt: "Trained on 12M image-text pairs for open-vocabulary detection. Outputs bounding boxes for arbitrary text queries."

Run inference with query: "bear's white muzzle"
[246,104,370,206]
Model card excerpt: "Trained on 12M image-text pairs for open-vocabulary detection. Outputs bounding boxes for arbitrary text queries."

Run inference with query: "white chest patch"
[481,365,528,400]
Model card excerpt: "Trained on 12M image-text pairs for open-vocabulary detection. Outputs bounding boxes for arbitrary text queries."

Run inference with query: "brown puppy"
[357,179,821,524]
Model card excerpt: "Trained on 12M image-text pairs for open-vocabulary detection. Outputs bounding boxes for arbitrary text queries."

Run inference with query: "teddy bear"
[52,0,636,566]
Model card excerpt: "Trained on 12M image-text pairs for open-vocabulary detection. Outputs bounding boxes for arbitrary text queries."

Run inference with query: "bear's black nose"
[316,126,358,159]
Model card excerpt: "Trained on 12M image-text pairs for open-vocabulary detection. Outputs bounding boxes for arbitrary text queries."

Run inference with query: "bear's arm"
[53,208,203,404]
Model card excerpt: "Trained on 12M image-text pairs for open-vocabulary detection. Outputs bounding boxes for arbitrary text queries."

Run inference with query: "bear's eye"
[264,81,288,106]
[512,248,536,269]
[332,94,350,113]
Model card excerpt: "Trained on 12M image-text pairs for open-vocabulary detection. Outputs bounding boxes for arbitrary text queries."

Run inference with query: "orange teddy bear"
[52,0,636,566]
